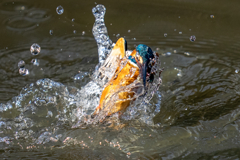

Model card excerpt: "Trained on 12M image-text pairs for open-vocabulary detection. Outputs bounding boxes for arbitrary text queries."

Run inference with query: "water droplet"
[173,50,177,53]
[189,35,196,42]
[49,30,53,35]
[19,68,29,76]
[116,34,120,37]
[128,30,131,33]
[82,31,85,35]
[178,16,181,18]
[30,43,41,55]
[210,15,214,18]
[166,52,171,56]
[179,32,182,34]
[174,29,176,31]
[56,5,64,15]
[73,30,76,34]
[92,4,106,19]
[72,18,75,22]
[184,52,190,56]
[46,111,53,118]
[164,33,167,37]
[110,23,112,25]
[31,59,39,66]
[132,38,136,40]
[18,60,25,68]
[156,48,160,51]
[235,69,239,73]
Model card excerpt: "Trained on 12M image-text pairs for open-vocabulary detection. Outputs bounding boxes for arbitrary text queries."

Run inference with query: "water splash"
[92,4,112,65]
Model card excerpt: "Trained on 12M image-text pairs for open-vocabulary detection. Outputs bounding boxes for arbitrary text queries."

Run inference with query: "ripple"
[4,16,37,31]
[0,1,32,15]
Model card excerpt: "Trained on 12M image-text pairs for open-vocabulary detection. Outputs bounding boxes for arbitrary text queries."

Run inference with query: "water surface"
[1,0,240,159]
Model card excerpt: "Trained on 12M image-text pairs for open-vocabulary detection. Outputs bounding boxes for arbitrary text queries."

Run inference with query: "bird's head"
[136,44,154,87]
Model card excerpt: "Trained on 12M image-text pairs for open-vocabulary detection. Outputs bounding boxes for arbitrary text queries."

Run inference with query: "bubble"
[189,35,196,42]
[56,5,64,15]
[164,33,167,37]
[82,31,85,35]
[19,68,29,76]
[30,43,41,55]
[49,30,53,35]
[179,32,182,34]
[73,30,76,34]
[18,60,25,68]
[210,15,214,18]
[92,4,106,19]
[31,59,39,66]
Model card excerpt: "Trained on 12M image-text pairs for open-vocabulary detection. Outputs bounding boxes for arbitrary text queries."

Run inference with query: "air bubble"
[30,43,41,55]
[31,59,39,66]
[164,33,167,37]
[19,68,29,76]
[18,60,25,68]
[56,5,64,15]
[189,35,196,42]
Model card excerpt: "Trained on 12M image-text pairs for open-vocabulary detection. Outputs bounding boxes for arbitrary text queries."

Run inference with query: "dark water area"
[1,0,240,159]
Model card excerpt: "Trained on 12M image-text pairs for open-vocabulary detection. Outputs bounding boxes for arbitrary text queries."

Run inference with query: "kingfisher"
[93,37,155,117]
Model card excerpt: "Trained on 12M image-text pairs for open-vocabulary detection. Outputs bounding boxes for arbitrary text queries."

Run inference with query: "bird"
[93,37,155,117]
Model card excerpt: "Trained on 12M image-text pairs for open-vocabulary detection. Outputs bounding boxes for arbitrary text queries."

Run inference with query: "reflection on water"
[1,0,240,159]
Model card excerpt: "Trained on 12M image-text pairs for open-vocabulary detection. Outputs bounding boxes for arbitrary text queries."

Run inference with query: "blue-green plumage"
[136,44,154,87]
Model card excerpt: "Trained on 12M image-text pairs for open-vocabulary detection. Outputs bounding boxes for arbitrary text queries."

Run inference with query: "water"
[1,0,240,159]
[30,43,41,55]
[56,5,64,15]
[18,60,25,68]
[189,35,196,42]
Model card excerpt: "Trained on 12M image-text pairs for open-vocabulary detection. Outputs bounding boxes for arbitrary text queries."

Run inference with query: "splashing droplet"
[56,5,64,15]
[164,33,167,37]
[235,69,239,73]
[49,30,53,35]
[18,60,25,68]
[116,34,120,37]
[92,4,106,19]
[73,30,76,34]
[72,18,75,22]
[19,68,29,76]
[184,52,190,56]
[82,31,85,35]
[179,32,182,34]
[31,59,39,66]
[128,30,131,33]
[189,35,196,42]
[30,43,41,55]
